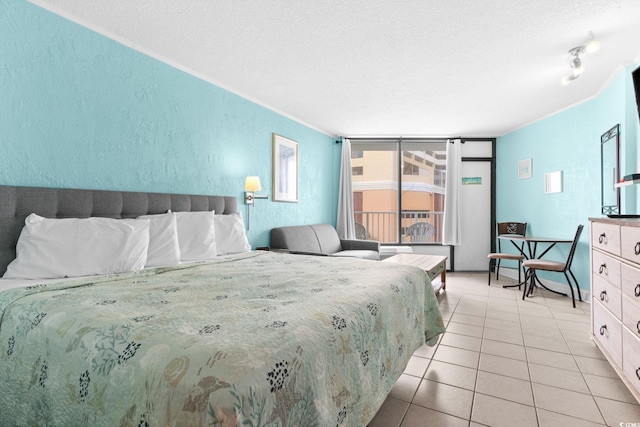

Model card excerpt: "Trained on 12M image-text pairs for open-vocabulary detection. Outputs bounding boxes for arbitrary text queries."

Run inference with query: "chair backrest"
[564,224,584,270]
[496,222,527,251]
[355,222,368,240]
[407,222,435,242]
[497,222,527,236]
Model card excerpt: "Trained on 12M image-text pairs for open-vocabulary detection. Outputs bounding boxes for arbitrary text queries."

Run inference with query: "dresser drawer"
[621,262,640,301]
[623,294,640,340]
[592,275,622,319]
[621,225,640,264]
[592,250,621,288]
[592,222,621,256]
[622,328,640,394]
[593,301,623,367]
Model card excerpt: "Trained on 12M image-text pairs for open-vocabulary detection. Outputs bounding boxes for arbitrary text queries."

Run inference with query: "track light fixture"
[561,32,600,85]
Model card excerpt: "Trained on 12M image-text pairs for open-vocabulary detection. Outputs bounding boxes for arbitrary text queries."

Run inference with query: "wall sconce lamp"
[244,176,268,229]
[561,32,600,85]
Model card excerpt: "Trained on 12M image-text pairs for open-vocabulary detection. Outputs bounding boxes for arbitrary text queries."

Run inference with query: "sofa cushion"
[270,225,322,253]
[331,250,379,261]
[311,224,343,254]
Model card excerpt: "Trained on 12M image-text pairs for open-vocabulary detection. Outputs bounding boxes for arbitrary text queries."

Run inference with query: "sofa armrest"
[340,239,380,252]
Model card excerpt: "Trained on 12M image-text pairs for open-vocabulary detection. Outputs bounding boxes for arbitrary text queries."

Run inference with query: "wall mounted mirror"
[601,124,620,216]
[545,171,563,194]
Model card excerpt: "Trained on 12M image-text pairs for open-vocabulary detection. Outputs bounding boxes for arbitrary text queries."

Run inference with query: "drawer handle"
[598,264,607,275]
[599,325,608,337]
[637,368,640,381]
[636,242,640,256]
[599,233,607,244]
[637,320,640,334]
[600,290,608,302]
[636,284,640,297]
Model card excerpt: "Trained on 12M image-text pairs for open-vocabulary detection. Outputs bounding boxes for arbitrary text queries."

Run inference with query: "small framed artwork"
[272,133,298,202]
[518,159,532,179]
[545,171,563,193]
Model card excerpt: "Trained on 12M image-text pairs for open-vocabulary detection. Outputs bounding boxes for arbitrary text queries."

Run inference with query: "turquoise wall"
[0,0,340,248]
[497,63,640,292]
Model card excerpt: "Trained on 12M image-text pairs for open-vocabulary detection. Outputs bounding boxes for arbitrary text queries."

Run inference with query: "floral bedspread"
[0,251,444,426]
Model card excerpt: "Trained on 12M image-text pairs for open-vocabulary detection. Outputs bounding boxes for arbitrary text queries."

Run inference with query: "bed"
[0,185,445,426]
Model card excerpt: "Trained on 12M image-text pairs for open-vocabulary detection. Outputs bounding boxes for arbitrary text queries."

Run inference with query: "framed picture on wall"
[518,158,532,179]
[273,133,298,202]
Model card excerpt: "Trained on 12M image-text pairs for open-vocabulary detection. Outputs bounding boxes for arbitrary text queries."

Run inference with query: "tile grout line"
[551,305,610,425]
[520,296,542,427]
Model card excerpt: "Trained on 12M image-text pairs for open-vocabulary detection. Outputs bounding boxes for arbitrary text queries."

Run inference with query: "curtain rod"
[337,137,461,143]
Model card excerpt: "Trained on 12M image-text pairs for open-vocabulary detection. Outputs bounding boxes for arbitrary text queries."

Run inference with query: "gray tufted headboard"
[0,185,238,276]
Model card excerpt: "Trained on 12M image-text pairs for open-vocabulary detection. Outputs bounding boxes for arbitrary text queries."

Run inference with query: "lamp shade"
[245,176,262,192]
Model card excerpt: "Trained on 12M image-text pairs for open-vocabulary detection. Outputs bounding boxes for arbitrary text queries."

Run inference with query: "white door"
[454,152,492,271]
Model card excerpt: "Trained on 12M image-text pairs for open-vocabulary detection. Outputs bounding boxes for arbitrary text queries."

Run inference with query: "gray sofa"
[270,223,380,260]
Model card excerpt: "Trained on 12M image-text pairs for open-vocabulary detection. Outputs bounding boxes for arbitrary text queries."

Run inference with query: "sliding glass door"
[351,139,447,244]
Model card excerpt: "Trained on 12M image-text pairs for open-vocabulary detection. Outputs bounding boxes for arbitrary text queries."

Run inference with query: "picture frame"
[518,158,532,179]
[272,133,298,203]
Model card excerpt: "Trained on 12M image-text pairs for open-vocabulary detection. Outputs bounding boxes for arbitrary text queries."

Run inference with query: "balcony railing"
[354,211,444,243]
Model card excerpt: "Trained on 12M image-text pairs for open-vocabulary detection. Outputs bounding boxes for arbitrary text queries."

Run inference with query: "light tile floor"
[368,272,640,427]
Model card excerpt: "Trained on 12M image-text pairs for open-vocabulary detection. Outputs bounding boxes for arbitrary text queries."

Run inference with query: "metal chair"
[521,225,584,308]
[407,222,435,242]
[355,222,368,240]
[487,222,527,287]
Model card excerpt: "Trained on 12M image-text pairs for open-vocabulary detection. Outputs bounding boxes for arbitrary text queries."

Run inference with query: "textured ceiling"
[29,0,640,137]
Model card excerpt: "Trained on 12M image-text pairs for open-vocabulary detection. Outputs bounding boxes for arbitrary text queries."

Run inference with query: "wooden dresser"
[590,217,640,402]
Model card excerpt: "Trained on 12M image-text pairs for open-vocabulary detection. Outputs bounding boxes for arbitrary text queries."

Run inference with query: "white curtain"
[443,138,462,245]
[336,137,356,239]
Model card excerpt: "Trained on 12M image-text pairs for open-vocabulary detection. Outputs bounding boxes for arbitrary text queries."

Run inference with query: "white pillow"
[215,212,251,254]
[174,211,217,261]
[3,214,150,279]
[137,213,180,267]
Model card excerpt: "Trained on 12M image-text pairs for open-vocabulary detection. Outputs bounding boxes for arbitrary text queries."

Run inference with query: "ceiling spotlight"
[561,32,600,85]
[585,31,601,53]
[562,73,580,86]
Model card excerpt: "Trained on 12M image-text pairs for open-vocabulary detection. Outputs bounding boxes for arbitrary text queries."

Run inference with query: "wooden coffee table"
[382,253,447,293]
